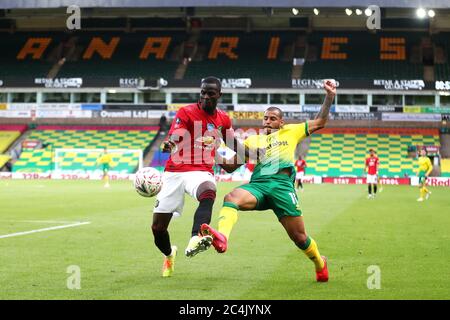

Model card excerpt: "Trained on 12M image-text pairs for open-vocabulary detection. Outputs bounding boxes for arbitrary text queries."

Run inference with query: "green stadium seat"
[306,130,440,177]
[12,126,159,173]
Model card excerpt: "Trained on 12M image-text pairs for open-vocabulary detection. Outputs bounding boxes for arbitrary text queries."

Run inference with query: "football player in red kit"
[294,156,307,192]
[365,149,379,199]
[153,76,243,277]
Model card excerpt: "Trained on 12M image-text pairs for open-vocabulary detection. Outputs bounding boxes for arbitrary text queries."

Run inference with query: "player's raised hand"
[323,79,336,97]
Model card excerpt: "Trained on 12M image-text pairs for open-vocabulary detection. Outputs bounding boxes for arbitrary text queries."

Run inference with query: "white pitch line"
[21,220,84,224]
[0,222,91,239]
[0,220,85,224]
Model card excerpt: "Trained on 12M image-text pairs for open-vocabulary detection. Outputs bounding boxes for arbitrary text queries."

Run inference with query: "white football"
[133,167,163,197]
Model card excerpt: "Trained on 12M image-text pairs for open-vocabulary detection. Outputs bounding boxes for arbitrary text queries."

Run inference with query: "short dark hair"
[201,76,222,91]
[265,106,283,119]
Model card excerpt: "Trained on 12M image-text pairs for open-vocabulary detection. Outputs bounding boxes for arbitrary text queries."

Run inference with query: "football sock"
[420,187,428,199]
[217,202,239,240]
[299,181,303,189]
[153,229,172,257]
[191,190,216,237]
[374,185,377,194]
[368,184,372,194]
[298,236,325,271]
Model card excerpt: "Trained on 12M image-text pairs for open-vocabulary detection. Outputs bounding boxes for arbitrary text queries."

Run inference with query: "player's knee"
[295,232,308,247]
[151,222,167,235]
[196,182,216,201]
[223,191,238,204]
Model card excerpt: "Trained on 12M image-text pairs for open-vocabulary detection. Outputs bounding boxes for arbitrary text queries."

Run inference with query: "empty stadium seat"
[12,125,159,173]
[2,31,449,81]
[306,129,440,177]
[302,31,425,80]
[440,159,450,177]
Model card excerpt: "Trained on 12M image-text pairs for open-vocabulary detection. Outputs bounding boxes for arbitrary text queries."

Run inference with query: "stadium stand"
[183,31,295,80]
[12,125,159,173]
[3,30,443,81]
[432,32,450,81]
[0,124,28,169]
[305,128,440,177]
[0,124,27,153]
[302,31,425,80]
[0,32,183,80]
[440,159,450,177]
[56,32,183,79]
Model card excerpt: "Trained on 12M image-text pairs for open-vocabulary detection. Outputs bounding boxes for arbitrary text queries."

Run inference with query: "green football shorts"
[237,174,302,220]
[102,163,110,173]
[419,172,427,185]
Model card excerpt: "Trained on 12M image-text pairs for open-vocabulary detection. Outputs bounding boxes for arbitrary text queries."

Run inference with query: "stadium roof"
[1,0,450,9]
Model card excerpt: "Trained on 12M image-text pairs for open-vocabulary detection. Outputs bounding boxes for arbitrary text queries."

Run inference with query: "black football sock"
[153,230,172,256]
[192,190,216,237]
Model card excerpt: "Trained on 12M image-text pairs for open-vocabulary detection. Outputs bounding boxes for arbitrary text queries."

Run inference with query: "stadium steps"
[439,133,450,158]
[0,126,25,154]
[0,124,29,170]
[5,128,33,157]
[174,62,188,80]
[144,131,167,167]
[423,65,435,81]
[296,136,311,159]
[174,33,200,79]
[291,64,302,78]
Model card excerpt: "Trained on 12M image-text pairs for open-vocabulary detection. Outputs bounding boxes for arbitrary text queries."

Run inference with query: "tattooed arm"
[307,79,336,134]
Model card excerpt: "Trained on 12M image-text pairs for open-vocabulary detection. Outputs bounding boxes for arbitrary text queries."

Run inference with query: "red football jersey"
[165,103,232,174]
[365,156,379,175]
[295,159,306,173]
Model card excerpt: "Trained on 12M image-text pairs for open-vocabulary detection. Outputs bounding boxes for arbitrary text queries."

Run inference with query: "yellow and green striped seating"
[13,126,159,173]
[306,130,440,177]
[441,159,450,177]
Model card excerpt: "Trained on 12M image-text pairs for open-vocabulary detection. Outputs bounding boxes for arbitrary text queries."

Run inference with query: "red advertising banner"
[322,177,410,185]
[12,172,52,179]
[316,127,439,136]
[0,172,12,179]
[426,177,450,187]
[0,124,28,133]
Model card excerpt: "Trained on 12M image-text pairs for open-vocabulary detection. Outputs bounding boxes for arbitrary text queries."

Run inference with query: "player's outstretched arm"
[307,79,336,134]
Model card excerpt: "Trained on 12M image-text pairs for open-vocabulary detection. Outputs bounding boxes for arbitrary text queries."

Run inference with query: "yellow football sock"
[420,187,426,199]
[300,236,325,271]
[217,202,239,240]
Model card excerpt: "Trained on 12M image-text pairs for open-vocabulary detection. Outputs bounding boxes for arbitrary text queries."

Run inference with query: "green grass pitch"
[0,179,449,300]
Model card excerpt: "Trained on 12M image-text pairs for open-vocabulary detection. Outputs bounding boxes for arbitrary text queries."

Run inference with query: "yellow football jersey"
[417,156,432,175]
[98,153,113,164]
[244,123,309,180]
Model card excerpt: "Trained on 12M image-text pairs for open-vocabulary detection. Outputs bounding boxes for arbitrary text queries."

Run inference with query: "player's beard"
[200,97,217,114]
